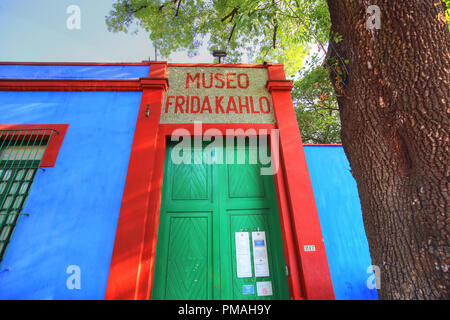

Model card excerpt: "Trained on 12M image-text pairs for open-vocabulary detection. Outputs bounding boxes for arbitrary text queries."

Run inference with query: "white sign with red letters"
[161,66,275,124]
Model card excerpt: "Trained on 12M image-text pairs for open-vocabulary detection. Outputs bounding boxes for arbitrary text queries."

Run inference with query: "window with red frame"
[0,128,57,263]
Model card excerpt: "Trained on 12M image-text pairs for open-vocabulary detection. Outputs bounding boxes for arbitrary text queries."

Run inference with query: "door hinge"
[285,265,289,276]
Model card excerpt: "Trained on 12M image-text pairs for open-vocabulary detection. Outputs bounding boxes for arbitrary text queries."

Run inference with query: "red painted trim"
[273,163,306,300]
[159,123,276,134]
[0,77,170,92]
[168,63,265,68]
[267,64,335,300]
[266,80,294,91]
[136,130,167,300]
[140,78,169,91]
[144,123,282,300]
[265,63,289,80]
[105,62,169,300]
[0,79,142,91]
[0,124,69,167]
[0,61,266,68]
[0,61,152,66]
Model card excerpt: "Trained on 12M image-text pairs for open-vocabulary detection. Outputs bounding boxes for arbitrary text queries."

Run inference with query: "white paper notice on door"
[252,231,270,277]
[235,232,252,278]
[257,281,273,296]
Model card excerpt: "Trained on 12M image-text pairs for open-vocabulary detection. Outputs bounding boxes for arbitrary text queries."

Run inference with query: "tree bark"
[325,0,449,299]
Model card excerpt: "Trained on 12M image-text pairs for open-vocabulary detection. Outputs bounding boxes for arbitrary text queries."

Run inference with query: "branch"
[228,23,236,42]
[120,3,150,25]
[317,105,339,112]
[221,7,239,22]
[131,5,148,14]
[159,0,178,11]
[123,2,149,16]
[272,0,278,49]
[174,0,182,17]
[273,21,278,48]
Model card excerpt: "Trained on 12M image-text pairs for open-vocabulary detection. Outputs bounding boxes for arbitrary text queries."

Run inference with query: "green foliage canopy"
[293,59,341,144]
[107,1,330,68]
[106,0,341,143]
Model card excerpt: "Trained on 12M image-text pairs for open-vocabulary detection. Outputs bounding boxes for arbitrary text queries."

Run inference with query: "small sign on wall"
[235,232,252,278]
[242,285,255,295]
[304,245,316,252]
[252,232,270,277]
[256,281,273,296]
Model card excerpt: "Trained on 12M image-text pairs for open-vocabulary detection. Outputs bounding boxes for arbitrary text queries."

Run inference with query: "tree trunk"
[325,0,449,299]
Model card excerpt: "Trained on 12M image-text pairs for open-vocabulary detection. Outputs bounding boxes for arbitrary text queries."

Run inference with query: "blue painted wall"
[304,146,378,300]
[0,88,142,299]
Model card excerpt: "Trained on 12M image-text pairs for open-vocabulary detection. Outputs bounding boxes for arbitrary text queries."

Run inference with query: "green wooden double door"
[152,141,289,300]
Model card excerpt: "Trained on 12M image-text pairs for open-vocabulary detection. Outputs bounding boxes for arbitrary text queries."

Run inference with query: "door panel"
[229,211,276,300]
[227,164,265,198]
[172,158,209,200]
[164,215,211,300]
[169,147,212,204]
[153,211,213,300]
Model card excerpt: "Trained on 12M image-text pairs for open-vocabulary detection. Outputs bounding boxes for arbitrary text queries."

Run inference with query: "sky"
[0,0,215,63]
